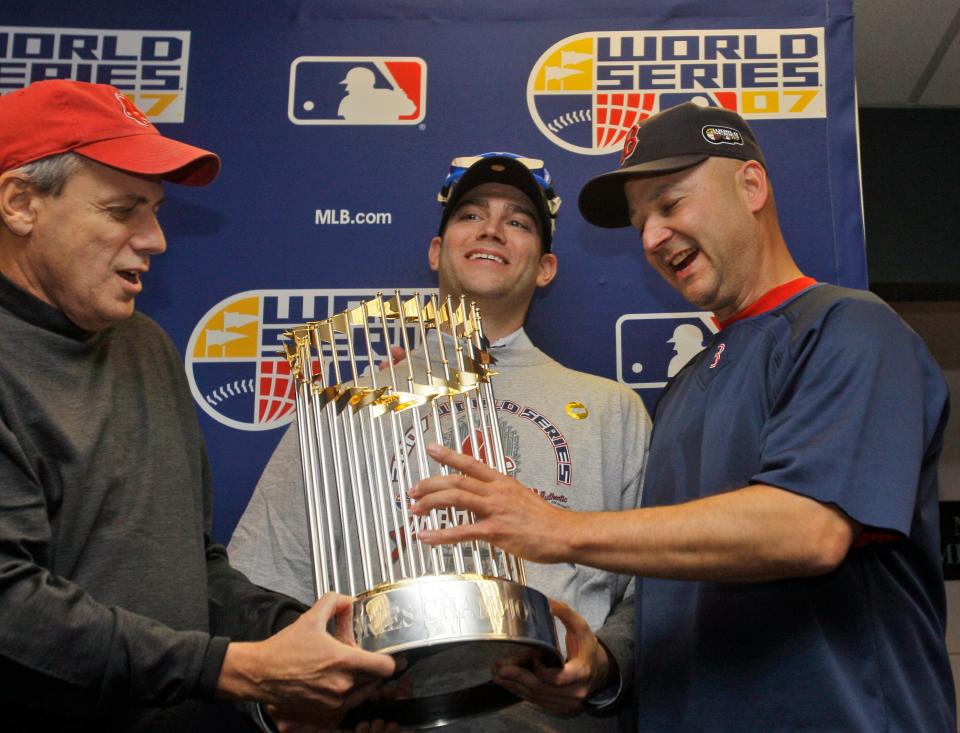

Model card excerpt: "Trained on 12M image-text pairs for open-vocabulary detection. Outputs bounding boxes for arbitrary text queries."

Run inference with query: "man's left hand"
[492,599,612,716]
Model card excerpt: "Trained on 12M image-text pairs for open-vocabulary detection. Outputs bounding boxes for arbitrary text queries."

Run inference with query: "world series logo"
[186,288,431,431]
[527,27,826,155]
[0,26,192,123]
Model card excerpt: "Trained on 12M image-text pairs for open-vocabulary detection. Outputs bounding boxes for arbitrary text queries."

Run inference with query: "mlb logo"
[288,56,427,125]
[616,312,719,389]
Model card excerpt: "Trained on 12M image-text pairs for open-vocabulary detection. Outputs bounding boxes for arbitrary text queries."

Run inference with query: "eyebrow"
[102,193,166,208]
[645,181,677,203]
[627,181,678,222]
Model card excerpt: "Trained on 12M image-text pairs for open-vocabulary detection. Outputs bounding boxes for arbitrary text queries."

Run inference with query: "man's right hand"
[218,593,396,729]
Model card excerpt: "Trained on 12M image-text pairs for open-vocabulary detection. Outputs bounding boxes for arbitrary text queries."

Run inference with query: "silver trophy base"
[344,574,560,729]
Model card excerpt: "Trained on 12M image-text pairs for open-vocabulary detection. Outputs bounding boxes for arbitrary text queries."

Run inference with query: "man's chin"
[67,304,136,332]
[459,284,509,303]
[676,284,718,313]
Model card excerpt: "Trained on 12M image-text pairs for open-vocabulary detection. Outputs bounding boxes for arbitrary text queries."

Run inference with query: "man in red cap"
[0,80,395,732]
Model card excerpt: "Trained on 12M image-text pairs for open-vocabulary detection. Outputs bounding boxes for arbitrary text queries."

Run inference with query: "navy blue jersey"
[635,283,955,731]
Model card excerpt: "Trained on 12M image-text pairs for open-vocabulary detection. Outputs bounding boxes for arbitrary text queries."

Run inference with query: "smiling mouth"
[669,249,697,273]
[118,270,142,285]
[467,252,507,265]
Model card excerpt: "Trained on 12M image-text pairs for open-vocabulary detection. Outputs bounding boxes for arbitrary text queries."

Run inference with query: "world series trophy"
[282,291,560,729]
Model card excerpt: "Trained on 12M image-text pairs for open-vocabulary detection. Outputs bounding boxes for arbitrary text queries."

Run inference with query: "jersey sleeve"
[753,297,946,534]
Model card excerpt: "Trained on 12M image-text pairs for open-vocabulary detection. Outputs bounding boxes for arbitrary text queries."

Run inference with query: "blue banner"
[2,1,863,541]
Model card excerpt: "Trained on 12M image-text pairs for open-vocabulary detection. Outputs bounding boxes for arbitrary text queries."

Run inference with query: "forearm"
[207,537,307,641]
[0,564,217,712]
[562,484,858,582]
[0,481,215,711]
[412,447,858,583]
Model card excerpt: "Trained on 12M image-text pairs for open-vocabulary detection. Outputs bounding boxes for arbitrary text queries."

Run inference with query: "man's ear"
[739,160,770,214]
[428,236,442,272]
[536,252,558,288]
[0,174,38,237]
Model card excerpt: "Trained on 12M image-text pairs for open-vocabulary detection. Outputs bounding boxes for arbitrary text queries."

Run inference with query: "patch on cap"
[114,91,151,127]
[701,125,744,146]
[619,124,640,164]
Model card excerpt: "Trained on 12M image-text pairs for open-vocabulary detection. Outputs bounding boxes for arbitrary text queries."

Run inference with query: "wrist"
[591,638,613,693]
[584,641,622,713]
[562,509,594,564]
[217,641,264,701]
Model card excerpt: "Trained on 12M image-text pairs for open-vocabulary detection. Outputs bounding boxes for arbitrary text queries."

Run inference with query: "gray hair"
[13,152,89,196]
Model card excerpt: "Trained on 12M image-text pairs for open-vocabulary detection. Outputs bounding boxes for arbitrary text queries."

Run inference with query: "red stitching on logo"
[620,124,640,165]
[709,343,725,369]
[114,92,151,127]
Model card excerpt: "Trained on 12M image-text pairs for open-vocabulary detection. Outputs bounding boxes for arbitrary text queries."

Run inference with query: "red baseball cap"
[0,79,220,186]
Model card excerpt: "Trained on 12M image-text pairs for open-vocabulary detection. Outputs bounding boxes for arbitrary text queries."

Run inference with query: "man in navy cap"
[409,103,957,731]
[0,79,395,732]
[230,152,652,731]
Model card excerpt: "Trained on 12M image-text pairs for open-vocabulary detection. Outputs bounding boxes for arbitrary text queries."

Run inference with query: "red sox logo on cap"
[619,123,640,164]
[114,91,151,127]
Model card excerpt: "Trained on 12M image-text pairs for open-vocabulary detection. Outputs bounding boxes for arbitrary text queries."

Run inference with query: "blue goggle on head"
[437,152,562,251]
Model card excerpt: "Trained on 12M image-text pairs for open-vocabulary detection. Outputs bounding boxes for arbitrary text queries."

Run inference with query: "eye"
[107,206,136,220]
[507,217,532,231]
[662,198,681,214]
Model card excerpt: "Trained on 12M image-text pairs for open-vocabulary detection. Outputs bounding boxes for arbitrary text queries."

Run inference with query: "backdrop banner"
[2,0,863,541]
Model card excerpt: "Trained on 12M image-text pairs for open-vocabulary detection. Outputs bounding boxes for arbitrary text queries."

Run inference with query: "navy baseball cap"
[437,152,561,251]
[578,102,765,228]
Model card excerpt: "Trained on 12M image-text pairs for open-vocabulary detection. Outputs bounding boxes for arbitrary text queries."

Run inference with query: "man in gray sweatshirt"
[229,152,652,730]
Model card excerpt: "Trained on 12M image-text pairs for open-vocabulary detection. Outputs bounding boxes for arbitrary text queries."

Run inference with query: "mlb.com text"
[315,208,393,225]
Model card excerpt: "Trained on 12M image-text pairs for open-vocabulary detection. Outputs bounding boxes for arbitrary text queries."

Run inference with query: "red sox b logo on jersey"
[709,343,726,369]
